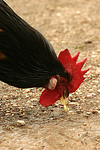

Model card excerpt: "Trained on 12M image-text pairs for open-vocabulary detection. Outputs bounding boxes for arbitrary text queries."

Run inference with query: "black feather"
[0,0,71,88]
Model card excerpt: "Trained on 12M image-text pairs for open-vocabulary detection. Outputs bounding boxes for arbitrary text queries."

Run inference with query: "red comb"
[58,49,89,93]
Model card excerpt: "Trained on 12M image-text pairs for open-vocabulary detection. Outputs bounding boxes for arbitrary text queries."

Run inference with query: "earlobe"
[46,77,57,90]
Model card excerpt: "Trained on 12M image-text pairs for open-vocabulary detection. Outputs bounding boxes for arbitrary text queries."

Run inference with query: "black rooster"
[0,0,89,108]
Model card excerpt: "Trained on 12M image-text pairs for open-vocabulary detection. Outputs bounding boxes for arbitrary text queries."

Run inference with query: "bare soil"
[0,0,100,149]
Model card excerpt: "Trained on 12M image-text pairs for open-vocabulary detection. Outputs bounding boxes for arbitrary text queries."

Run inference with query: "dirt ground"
[0,0,100,149]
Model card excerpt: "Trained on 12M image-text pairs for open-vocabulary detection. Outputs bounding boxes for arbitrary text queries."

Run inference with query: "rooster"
[0,0,89,111]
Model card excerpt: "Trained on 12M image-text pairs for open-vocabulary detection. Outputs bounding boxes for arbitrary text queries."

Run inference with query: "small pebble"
[86,94,92,98]
[11,126,14,129]
[97,89,100,93]
[87,112,91,115]
[69,102,78,105]
[83,123,87,126]
[92,110,98,114]
[17,120,25,126]
[18,147,23,150]
[30,105,34,108]
[77,110,83,114]
[24,89,30,93]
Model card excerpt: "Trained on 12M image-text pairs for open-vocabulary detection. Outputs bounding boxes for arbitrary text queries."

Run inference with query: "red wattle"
[39,88,63,107]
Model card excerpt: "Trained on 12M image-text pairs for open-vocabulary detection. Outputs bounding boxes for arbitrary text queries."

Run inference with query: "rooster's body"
[0,0,89,107]
[0,0,70,88]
